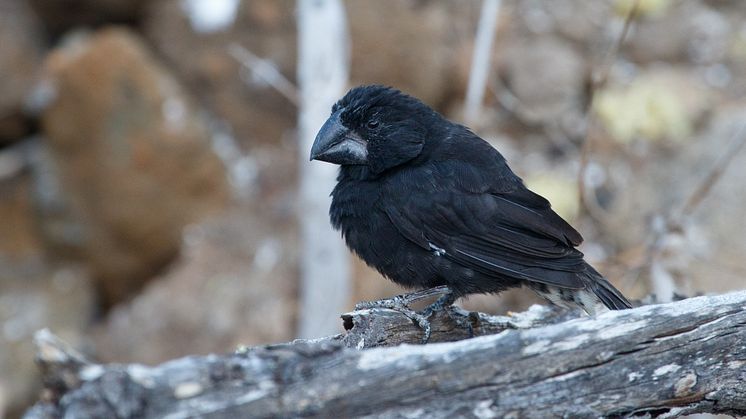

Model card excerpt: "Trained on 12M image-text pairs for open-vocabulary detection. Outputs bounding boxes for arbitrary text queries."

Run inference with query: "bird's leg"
[353,286,452,344]
[416,291,459,343]
[447,305,476,339]
[418,292,478,341]
[354,286,451,311]
[419,291,456,318]
[353,287,473,343]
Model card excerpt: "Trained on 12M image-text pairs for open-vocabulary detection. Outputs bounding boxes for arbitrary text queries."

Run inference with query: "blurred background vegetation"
[1,0,746,416]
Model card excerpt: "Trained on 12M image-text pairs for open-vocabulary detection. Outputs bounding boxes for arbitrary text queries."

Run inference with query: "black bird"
[310,85,631,337]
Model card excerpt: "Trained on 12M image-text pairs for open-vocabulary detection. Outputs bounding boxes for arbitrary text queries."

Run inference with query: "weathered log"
[25,291,746,418]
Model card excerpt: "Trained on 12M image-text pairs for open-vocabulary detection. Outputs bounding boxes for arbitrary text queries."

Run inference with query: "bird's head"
[310,85,438,174]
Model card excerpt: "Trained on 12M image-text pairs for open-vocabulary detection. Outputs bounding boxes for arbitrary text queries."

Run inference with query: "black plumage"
[310,85,631,315]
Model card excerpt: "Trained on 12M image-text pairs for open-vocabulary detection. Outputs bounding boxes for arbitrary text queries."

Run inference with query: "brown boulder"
[39,28,230,306]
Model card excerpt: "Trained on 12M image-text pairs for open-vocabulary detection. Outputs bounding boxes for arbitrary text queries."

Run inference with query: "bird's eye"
[367,120,380,129]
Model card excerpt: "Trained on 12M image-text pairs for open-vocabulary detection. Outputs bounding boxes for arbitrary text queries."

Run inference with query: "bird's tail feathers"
[582,264,632,312]
[528,264,632,315]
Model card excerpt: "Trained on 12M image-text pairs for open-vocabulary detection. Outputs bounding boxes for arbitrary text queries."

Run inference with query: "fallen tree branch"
[25,291,746,418]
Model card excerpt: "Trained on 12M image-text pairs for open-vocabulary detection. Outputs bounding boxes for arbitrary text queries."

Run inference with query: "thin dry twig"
[228,43,300,106]
[577,0,640,220]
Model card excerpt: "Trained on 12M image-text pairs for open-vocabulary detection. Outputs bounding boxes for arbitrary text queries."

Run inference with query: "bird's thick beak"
[309,110,368,165]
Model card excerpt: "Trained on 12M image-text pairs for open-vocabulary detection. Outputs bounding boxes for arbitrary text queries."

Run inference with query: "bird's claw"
[354,286,451,311]
[353,287,453,344]
[450,307,476,339]
[416,315,432,344]
[416,292,459,343]
[353,289,474,344]
[354,294,408,311]
[421,305,477,341]
[388,301,471,344]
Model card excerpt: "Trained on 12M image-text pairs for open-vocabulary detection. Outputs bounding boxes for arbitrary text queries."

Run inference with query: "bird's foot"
[446,306,477,339]
[417,292,465,343]
[419,292,456,318]
[354,286,451,311]
[354,286,452,344]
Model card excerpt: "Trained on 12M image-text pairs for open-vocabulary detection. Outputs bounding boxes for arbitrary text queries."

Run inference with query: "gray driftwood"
[25,291,746,418]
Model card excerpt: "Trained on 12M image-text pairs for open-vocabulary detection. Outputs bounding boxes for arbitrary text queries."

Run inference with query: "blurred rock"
[0,140,46,264]
[512,0,613,44]
[92,209,296,364]
[0,142,70,417]
[594,67,713,143]
[28,0,146,37]
[680,104,746,294]
[347,0,478,108]
[498,36,587,125]
[27,139,92,264]
[143,0,297,149]
[0,262,95,418]
[0,172,43,261]
[0,0,45,144]
[614,0,674,18]
[39,28,230,306]
[627,1,730,64]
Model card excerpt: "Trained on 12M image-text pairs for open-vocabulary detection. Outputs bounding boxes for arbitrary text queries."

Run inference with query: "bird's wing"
[384,183,587,289]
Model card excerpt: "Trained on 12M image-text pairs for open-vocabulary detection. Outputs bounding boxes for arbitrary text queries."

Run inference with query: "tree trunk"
[464,0,501,125]
[296,0,351,338]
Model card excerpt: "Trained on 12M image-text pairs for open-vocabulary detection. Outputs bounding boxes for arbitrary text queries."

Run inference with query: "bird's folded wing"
[384,191,587,289]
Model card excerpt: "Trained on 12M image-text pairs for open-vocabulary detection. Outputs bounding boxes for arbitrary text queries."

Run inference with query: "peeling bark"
[25,291,746,419]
